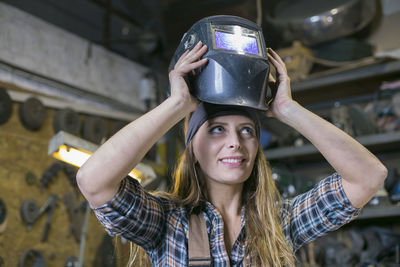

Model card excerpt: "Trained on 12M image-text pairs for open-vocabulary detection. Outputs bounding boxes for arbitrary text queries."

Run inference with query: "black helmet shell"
[168,15,270,111]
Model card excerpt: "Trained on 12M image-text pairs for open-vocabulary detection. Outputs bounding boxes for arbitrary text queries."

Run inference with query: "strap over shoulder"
[189,213,212,266]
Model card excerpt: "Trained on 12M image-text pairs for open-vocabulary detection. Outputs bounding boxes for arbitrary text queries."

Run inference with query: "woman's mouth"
[220,157,245,166]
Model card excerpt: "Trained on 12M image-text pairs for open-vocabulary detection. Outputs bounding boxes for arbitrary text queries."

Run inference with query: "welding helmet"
[168,15,271,111]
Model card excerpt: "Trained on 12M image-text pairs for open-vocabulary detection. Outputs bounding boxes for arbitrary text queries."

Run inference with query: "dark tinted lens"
[215,31,259,55]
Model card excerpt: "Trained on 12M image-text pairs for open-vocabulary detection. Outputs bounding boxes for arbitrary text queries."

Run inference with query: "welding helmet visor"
[168,15,271,110]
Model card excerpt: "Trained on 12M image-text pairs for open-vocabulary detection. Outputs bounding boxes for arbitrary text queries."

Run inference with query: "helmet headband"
[186,102,260,146]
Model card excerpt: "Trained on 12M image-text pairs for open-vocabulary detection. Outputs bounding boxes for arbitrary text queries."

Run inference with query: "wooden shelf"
[357,205,400,220]
[292,60,400,93]
[264,131,400,160]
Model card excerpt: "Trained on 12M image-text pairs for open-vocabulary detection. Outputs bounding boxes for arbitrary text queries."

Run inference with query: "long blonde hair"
[128,120,296,266]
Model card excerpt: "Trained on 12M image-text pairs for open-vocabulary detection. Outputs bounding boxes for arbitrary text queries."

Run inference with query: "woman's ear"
[190,142,198,163]
[193,154,198,164]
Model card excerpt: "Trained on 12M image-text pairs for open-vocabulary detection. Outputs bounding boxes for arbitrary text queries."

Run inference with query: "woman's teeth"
[221,158,242,163]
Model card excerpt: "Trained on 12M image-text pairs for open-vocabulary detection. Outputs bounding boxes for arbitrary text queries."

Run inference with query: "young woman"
[77,41,387,266]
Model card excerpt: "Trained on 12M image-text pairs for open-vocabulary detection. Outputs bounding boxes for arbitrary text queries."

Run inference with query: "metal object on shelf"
[265,131,400,160]
[348,104,375,136]
[292,60,400,93]
[265,0,376,46]
[18,97,46,131]
[277,41,314,82]
[384,168,400,204]
[82,115,107,144]
[53,108,81,135]
[331,104,354,136]
[393,92,400,118]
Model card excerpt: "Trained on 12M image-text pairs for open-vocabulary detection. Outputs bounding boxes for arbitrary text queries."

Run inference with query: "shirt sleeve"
[92,176,166,250]
[281,173,361,252]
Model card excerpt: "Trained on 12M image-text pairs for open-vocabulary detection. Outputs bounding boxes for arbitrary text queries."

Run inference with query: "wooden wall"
[0,100,126,266]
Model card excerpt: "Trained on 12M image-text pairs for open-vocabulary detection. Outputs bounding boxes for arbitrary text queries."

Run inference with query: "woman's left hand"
[266,48,295,121]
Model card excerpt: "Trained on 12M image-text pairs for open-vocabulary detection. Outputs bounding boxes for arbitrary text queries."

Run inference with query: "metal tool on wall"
[77,202,91,267]
[40,162,78,188]
[20,194,58,242]
[64,256,78,267]
[82,115,107,144]
[0,87,12,125]
[18,97,46,131]
[18,249,45,267]
[0,198,7,234]
[53,108,81,135]
[63,191,85,243]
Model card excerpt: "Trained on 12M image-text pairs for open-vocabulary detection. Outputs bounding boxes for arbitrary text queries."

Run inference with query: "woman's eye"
[209,126,224,134]
[241,127,254,135]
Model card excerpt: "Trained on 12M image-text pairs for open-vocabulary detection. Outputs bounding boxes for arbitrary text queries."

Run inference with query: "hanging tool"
[64,256,78,267]
[18,96,46,131]
[18,249,45,267]
[40,162,63,188]
[0,87,12,125]
[53,108,81,135]
[63,192,85,243]
[40,195,58,242]
[77,202,91,267]
[40,162,77,188]
[20,194,58,242]
[0,199,6,225]
[0,198,6,234]
[82,115,107,144]
[20,199,40,226]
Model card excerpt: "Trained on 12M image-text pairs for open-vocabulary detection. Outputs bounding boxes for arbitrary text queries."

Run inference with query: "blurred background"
[0,0,400,266]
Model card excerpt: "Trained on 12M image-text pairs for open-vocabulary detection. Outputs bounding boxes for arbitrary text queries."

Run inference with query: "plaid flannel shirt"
[93,173,360,266]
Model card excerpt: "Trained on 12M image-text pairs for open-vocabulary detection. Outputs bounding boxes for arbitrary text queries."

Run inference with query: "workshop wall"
[0,100,126,266]
[0,2,149,111]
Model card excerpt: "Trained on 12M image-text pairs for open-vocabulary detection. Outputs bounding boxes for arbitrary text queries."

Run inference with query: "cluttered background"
[1,0,400,266]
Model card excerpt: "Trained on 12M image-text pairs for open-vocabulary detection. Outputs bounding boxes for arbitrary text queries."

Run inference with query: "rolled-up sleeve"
[93,177,166,250]
[281,173,361,252]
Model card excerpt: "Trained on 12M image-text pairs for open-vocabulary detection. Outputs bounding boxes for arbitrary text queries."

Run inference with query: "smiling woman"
[76,15,387,267]
[191,112,258,186]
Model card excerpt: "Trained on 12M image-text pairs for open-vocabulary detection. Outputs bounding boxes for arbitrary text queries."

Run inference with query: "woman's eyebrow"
[206,120,255,128]
[239,122,255,127]
[207,120,228,126]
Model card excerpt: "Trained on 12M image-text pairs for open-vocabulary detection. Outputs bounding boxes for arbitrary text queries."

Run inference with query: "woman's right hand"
[168,41,208,112]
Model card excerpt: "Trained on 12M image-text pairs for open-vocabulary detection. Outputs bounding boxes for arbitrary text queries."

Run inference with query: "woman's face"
[192,115,258,186]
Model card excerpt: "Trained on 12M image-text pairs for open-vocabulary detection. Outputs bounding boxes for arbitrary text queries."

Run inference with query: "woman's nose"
[227,132,241,149]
